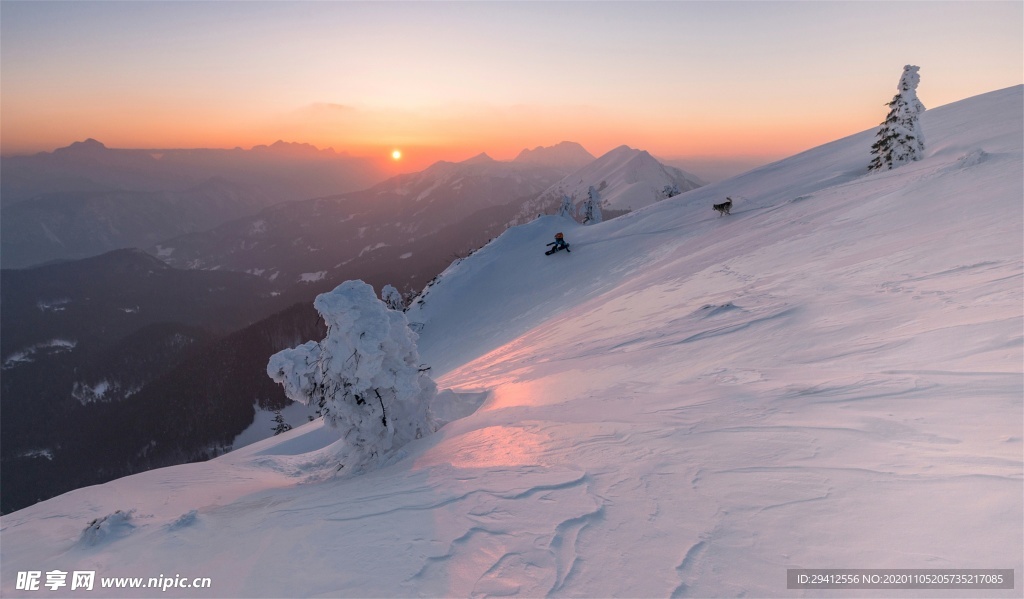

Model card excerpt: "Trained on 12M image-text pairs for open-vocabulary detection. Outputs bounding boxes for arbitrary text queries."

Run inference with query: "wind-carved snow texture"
[0,87,1021,598]
[405,469,604,597]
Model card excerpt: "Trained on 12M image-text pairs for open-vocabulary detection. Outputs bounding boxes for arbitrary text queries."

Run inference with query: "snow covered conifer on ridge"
[869,64,926,171]
[266,280,436,472]
[381,284,405,311]
[557,194,577,220]
[582,186,603,224]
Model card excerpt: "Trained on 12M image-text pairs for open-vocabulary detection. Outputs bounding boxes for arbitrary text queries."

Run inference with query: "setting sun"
[391,149,402,160]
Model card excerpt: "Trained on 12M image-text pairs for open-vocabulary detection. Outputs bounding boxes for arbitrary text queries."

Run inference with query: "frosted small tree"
[557,194,576,219]
[381,284,404,311]
[582,186,603,225]
[869,65,926,171]
[271,411,292,436]
[267,280,436,472]
[662,183,680,198]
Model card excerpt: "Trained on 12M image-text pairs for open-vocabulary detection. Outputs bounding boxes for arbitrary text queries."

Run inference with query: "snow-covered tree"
[662,183,680,198]
[582,186,603,225]
[557,194,576,219]
[266,280,436,472]
[381,284,404,311]
[869,65,926,171]
[271,411,292,436]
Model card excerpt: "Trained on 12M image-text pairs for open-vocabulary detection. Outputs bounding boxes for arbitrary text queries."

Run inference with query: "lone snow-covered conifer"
[266,280,436,472]
[557,194,576,219]
[582,186,603,224]
[271,411,292,435]
[381,284,405,311]
[869,65,926,171]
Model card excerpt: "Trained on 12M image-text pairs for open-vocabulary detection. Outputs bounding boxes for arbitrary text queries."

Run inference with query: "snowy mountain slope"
[1,87,1021,598]
[413,86,1021,376]
[511,144,705,224]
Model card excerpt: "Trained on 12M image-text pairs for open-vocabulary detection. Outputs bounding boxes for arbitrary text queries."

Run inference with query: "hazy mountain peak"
[605,144,638,158]
[89,248,172,271]
[252,140,331,155]
[56,138,108,153]
[461,152,496,164]
[623,149,669,171]
[514,141,595,170]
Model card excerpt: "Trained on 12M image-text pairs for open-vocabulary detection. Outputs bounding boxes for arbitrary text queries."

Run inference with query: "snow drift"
[1,86,1021,598]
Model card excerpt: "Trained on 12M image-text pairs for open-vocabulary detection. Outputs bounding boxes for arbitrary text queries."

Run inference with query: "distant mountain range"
[1,138,386,207]
[146,152,575,298]
[148,143,703,289]
[0,139,389,268]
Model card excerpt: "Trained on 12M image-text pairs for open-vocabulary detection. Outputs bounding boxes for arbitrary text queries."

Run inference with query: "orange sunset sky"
[2,1,1021,173]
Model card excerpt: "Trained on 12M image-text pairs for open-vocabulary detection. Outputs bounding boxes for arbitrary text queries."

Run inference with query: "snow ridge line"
[546,496,605,596]
[670,538,710,598]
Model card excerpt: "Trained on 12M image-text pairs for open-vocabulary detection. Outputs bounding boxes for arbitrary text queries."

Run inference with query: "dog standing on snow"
[713,197,732,216]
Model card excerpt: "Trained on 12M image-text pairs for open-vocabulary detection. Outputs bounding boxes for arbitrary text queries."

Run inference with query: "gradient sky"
[2,1,1021,171]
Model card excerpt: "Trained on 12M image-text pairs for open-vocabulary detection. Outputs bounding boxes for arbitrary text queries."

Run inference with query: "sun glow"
[391,149,402,160]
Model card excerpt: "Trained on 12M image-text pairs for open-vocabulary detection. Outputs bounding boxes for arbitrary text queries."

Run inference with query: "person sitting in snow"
[546,232,570,254]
